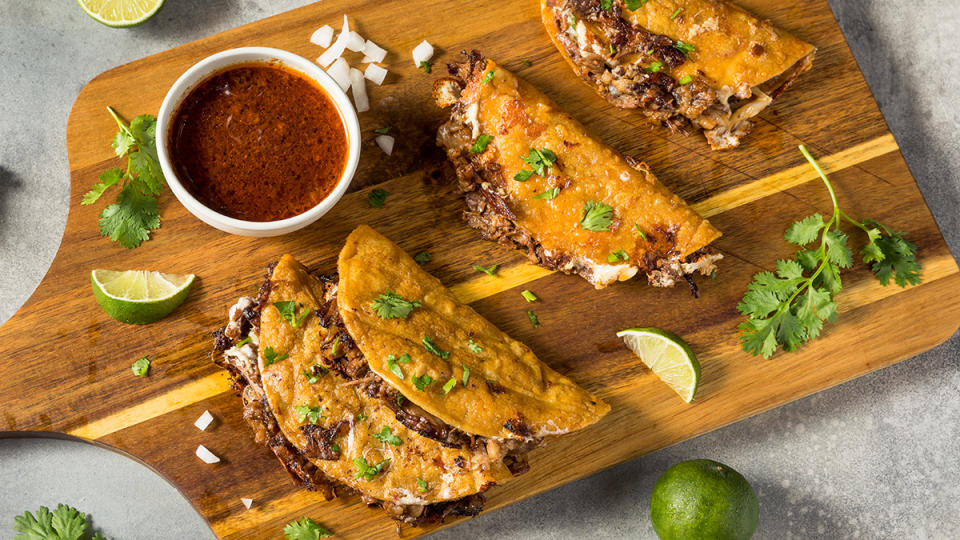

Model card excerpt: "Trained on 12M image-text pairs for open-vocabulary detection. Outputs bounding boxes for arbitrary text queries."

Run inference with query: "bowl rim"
[155,46,361,236]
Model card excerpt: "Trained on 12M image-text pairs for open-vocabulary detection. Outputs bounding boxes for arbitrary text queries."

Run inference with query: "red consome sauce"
[169,63,348,222]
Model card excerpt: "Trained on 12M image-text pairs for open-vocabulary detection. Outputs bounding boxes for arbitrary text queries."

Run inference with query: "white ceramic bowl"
[156,47,361,237]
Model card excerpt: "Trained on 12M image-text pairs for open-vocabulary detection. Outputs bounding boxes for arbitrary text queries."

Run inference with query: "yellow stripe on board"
[69,135,908,441]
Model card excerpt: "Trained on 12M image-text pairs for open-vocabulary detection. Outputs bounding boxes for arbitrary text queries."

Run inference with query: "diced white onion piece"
[345,31,366,53]
[316,30,348,68]
[350,68,369,113]
[194,410,214,431]
[412,40,434,67]
[342,14,349,34]
[326,58,351,92]
[362,40,387,63]
[310,25,334,48]
[364,64,388,86]
[196,444,220,464]
[375,135,395,156]
[241,498,253,509]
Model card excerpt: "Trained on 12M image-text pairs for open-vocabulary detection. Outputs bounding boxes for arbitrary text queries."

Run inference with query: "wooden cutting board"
[2,0,958,537]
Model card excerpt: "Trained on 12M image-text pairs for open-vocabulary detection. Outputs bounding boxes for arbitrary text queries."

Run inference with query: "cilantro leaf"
[417,477,429,492]
[468,340,482,354]
[414,251,431,264]
[305,364,328,384]
[263,346,288,366]
[600,0,612,11]
[368,188,389,208]
[673,40,695,56]
[784,214,825,245]
[295,405,323,424]
[528,310,540,328]
[625,0,650,10]
[371,291,421,319]
[412,373,434,391]
[442,377,457,394]
[354,457,390,481]
[372,426,402,446]
[861,220,923,287]
[473,264,498,276]
[131,357,150,377]
[386,355,405,379]
[273,301,310,327]
[14,504,104,540]
[82,168,123,206]
[824,230,853,268]
[580,200,614,231]
[419,60,432,73]
[514,169,534,182]
[128,149,164,196]
[482,69,496,84]
[471,134,494,154]
[283,517,333,540]
[422,335,450,359]
[97,183,160,249]
[533,187,560,200]
[520,148,557,176]
[111,130,134,157]
[462,363,471,386]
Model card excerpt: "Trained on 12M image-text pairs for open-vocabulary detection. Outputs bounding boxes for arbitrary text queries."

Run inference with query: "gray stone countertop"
[1,1,958,538]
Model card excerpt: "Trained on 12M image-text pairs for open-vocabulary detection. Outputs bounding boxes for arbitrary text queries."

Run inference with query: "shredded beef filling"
[213,264,538,525]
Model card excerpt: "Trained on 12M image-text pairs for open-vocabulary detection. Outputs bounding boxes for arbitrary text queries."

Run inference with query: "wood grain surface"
[1,0,958,537]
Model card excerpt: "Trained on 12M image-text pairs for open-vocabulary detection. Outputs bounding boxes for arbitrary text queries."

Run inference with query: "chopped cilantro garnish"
[514,169,534,182]
[521,290,538,302]
[331,443,340,452]
[528,310,540,328]
[368,188,389,208]
[295,405,323,424]
[462,363,471,386]
[374,126,392,134]
[520,148,557,176]
[354,457,390,481]
[634,224,648,240]
[263,346,288,366]
[356,413,368,421]
[414,251,431,264]
[386,355,405,379]
[417,477,428,492]
[671,7,682,19]
[646,61,663,73]
[422,335,450,359]
[569,14,577,29]
[482,69,496,84]
[625,0,648,9]
[373,426,402,446]
[580,200,614,231]
[442,377,457,395]
[274,301,310,327]
[673,40,695,56]
[679,75,693,85]
[330,335,340,357]
[284,517,333,539]
[412,373,434,391]
[609,43,616,55]
[419,60,432,73]
[601,0,612,11]
[533,187,561,200]
[473,264,499,276]
[305,364,329,383]
[608,250,629,263]
[131,356,150,377]
[397,394,405,406]
[521,59,533,67]
[471,134,494,154]
[468,340,482,354]
[371,291,422,319]
[235,336,252,348]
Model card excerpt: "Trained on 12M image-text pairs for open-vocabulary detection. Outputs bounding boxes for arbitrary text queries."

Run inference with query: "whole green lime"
[650,459,758,540]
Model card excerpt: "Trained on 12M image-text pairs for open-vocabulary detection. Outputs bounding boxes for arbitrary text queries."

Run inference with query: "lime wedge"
[77,0,164,27]
[617,328,701,402]
[91,269,194,324]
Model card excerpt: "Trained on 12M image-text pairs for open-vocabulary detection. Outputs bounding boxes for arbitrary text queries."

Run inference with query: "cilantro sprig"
[82,107,165,249]
[372,426,402,446]
[13,504,107,540]
[580,201,614,231]
[738,145,922,358]
[283,517,333,540]
[371,291,421,319]
[354,457,391,481]
[274,301,310,327]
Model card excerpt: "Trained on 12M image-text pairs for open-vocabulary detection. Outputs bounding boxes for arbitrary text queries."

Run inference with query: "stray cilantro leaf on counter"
[442,377,457,395]
[738,145,922,359]
[369,188,389,208]
[373,426,402,446]
[419,61,432,73]
[468,340,482,354]
[83,107,165,249]
[580,201,614,231]
[131,356,150,377]
[521,290,538,302]
[295,405,323,424]
[14,504,107,540]
[471,134,494,154]
[371,291,421,319]
[414,251,431,264]
[354,457,391,481]
[521,59,533,67]
[283,516,333,540]
[532,187,560,200]
[263,346,288,366]
[417,477,429,492]
[528,310,540,328]
[607,250,629,263]
[373,126,392,134]
[412,373,434,391]
[462,363,471,386]
[482,69,496,84]
[422,335,450,359]
[274,301,310,327]
[473,264,498,276]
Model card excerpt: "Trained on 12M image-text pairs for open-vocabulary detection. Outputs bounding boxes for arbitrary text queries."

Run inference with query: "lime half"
[77,0,165,27]
[91,269,194,324]
[617,328,700,402]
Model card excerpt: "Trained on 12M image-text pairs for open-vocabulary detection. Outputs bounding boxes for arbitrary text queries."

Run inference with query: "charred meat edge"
[213,265,540,525]
[546,0,813,150]
[434,51,720,291]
